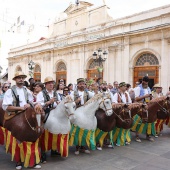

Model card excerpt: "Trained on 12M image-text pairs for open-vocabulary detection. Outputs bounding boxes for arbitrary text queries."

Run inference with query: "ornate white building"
[8,1,170,93]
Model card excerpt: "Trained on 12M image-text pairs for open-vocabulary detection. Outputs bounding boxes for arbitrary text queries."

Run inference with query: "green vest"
[42,89,58,108]
[11,85,28,107]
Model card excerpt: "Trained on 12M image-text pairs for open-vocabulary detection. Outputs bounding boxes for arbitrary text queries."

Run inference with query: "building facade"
[8,2,170,93]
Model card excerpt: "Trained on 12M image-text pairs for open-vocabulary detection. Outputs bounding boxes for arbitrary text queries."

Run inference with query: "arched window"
[34,64,41,82]
[89,60,103,69]
[15,66,22,72]
[57,62,67,71]
[135,53,159,66]
[56,62,67,85]
[34,65,41,72]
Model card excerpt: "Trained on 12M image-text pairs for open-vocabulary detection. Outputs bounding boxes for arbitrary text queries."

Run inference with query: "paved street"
[1,126,170,170]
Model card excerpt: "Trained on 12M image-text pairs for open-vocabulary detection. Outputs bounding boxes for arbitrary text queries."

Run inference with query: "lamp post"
[28,60,35,78]
[92,48,108,80]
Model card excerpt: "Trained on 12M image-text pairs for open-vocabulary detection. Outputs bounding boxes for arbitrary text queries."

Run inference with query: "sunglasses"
[4,86,9,89]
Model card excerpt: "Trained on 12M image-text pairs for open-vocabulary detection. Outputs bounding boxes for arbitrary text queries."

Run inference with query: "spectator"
[110,81,119,95]
[0,83,10,99]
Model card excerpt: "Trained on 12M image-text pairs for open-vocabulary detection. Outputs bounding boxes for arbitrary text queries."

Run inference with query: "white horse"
[71,93,113,130]
[44,95,76,134]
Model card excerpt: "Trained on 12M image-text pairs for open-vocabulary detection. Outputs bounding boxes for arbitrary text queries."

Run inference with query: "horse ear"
[142,104,147,108]
[167,96,169,100]
[124,104,129,108]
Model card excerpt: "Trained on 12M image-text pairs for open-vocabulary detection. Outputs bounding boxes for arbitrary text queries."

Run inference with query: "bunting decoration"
[0,126,5,145]
[69,124,96,150]
[41,129,69,157]
[2,128,41,168]
[131,115,156,135]
[110,127,131,146]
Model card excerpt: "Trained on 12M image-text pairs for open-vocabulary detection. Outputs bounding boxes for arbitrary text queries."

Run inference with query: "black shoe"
[41,152,47,164]
[51,150,61,157]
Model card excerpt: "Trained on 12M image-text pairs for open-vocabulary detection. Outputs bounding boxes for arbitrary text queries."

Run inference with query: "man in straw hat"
[36,76,60,163]
[152,84,163,98]
[133,76,154,142]
[2,71,41,169]
[70,78,94,155]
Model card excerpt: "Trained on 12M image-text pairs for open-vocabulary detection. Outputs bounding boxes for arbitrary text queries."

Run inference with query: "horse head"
[98,93,113,116]
[115,104,133,129]
[63,95,76,121]
[128,103,148,123]
[137,104,148,123]
[33,104,45,133]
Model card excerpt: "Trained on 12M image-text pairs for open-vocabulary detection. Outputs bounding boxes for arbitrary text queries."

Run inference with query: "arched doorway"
[56,62,67,85]
[133,53,159,89]
[34,64,41,82]
[87,60,103,82]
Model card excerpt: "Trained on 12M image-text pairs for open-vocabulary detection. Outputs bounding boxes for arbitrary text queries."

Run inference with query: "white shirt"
[134,87,150,98]
[112,92,132,104]
[2,86,33,111]
[99,90,114,103]
[36,90,59,107]
[70,90,94,105]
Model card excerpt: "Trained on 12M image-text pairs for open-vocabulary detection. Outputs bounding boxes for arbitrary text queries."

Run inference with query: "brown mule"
[147,96,170,123]
[0,100,45,142]
[95,103,125,132]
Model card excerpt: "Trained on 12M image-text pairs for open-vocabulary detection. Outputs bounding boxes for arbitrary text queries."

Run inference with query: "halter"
[113,104,131,123]
[99,97,112,112]
[154,98,170,115]
[24,109,43,132]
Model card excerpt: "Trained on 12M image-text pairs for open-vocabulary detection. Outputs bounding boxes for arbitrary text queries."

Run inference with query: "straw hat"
[12,71,27,80]
[44,76,55,84]
[153,84,162,88]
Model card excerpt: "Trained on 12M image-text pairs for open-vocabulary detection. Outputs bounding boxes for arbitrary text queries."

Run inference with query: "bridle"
[132,105,148,124]
[24,109,43,132]
[113,104,131,123]
[99,97,113,113]
[154,98,170,115]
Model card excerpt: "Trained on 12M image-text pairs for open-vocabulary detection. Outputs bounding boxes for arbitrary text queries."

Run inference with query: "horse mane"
[64,95,73,102]
[84,93,110,106]
[128,103,142,110]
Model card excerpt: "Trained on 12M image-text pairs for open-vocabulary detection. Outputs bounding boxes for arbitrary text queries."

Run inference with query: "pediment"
[64,1,93,15]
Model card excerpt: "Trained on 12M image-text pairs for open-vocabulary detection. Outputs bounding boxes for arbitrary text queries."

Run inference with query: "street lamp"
[92,48,108,79]
[28,60,35,78]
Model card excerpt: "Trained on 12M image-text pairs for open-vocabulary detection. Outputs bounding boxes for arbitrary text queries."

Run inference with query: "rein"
[24,112,36,131]
[153,99,170,115]
[113,104,131,123]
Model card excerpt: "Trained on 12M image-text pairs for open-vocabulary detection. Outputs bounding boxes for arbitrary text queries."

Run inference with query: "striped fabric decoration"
[19,140,40,168]
[110,127,131,146]
[155,119,165,133]
[0,126,5,145]
[41,129,69,157]
[131,115,156,135]
[69,124,96,150]
[95,128,108,147]
[3,128,40,167]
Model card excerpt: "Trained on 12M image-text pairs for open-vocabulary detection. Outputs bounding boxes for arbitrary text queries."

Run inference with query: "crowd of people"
[1,71,170,170]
